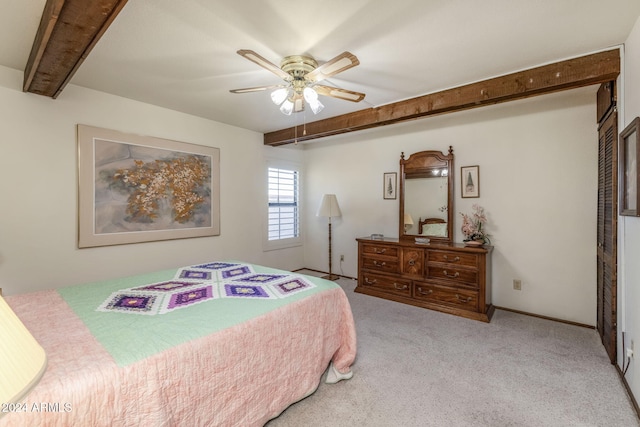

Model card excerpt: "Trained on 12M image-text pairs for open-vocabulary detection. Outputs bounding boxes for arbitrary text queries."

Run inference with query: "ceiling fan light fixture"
[280,99,294,115]
[309,99,324,114]
[303,87,318,103]
[271,88,288,105]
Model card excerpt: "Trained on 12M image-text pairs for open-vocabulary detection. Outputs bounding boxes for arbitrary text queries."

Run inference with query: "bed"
[0,261,357,427]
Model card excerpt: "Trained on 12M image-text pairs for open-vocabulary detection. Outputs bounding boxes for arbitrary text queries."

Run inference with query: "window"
[267,167,300,243]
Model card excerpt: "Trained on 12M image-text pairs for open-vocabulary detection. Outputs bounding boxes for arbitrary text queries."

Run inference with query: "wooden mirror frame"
[399,147,454,243]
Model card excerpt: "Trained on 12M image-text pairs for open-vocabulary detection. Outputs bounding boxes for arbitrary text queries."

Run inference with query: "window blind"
[268,167,299,240]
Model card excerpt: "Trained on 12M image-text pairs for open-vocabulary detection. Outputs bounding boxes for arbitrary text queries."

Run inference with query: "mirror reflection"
[404,174,449,237]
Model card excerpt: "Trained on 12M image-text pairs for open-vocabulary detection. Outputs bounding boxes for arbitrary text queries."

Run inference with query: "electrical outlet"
[340,255,345,262]
[627,347,634,358]
[513,279,522,290]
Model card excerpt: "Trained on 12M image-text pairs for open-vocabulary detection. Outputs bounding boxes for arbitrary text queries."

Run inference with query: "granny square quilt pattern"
[159,284,216,314]
[270,277,315,297]
[97,291,164,315]
[221,283,273,299]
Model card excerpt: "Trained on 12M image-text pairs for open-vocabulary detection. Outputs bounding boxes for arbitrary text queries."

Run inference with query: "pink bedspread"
[1,287,356,426]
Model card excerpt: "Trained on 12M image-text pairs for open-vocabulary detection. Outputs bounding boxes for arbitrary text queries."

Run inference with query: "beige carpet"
[266,272,639,427]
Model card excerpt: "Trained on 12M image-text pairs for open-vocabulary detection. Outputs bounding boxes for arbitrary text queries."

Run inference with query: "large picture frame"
[78,125,220,248]
[620,117,640,217]
[461,165,480,198]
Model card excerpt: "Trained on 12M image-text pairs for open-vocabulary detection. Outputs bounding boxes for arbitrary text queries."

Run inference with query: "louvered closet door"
[597,107,617,364]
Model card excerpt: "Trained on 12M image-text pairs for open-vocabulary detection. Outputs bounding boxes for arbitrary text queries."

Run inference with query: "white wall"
[620,13,640,406]
[0,65,304,296]
[303,87,598,325]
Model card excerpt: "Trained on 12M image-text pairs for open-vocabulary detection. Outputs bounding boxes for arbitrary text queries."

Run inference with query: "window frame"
[263,159,303,251]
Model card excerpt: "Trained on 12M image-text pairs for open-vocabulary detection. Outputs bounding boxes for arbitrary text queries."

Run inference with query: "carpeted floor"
[266,272,640,427]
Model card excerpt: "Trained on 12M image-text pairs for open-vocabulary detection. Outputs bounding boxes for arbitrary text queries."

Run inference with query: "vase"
[464,239,483,247]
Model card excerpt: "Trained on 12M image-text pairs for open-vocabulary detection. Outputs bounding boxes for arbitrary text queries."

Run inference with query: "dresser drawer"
[362,256,399,274]
[427,250,479,268]
[359,272,411,296]
[413,282,478,311]
[426,266,478,287]
[361,243,399,258]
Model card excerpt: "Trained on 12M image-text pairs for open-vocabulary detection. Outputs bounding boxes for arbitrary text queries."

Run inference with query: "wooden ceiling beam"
[264,49,620,146]
[23,0,128,98]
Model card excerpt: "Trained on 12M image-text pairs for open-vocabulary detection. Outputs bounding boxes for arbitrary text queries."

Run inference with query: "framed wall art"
[620,117,640,216]
[461,165,480,198]
[77,125,220,248]
[383,172,397,199]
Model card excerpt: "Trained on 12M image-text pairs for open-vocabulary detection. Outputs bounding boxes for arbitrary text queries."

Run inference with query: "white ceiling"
[1,0,640,134]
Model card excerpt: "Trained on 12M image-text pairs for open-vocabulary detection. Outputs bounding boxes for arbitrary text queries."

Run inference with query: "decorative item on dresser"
[460,204,491,246]
[356,147,494,322]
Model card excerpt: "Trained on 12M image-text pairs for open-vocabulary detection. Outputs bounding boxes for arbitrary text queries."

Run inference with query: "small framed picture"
[461,165,480,198]
[383,172,397,199]
[620,117,640,216]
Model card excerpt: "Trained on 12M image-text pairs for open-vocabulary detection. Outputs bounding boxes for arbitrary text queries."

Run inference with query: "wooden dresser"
[356,237,494,322]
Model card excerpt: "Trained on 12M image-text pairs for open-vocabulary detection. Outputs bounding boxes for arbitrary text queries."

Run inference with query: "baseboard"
[493,306,595,329]
[616,364,640,420]
[293,268,357,281]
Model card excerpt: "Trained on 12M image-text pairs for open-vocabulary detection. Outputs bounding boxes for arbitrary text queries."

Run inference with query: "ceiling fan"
[230,49,366,115]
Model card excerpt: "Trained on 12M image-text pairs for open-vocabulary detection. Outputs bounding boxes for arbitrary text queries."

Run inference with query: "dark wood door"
[596,82,617,363]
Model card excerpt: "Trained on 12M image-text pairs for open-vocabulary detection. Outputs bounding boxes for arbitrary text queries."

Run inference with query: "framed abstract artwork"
[461,165,480,198]
[383,172,397,199]
[77,125,220,248]
[620,117,640,216]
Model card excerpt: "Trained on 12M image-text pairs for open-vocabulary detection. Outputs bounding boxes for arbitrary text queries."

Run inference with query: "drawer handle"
[442,270,460,278]
[408,260,415,266]
[417,287,433,295]
[443,255,460,262]
[394,283,409,290]
[456,294,473,303]
[374,248,387,254]
[364,277,377,285]
[373,260,387,267]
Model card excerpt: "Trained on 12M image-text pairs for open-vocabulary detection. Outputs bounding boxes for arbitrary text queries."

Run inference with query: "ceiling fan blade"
[306,52,360,82]
[229,84,286,94]
[237,49,291,81]
[314,85,366,102]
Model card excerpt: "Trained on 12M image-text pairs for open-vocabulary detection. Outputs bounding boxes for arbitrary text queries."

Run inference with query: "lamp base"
[322,274,341,281]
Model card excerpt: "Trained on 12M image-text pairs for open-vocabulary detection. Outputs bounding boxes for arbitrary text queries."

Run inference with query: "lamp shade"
[0,295,47,410]
[404,213,414,225]
[316,194,342,218]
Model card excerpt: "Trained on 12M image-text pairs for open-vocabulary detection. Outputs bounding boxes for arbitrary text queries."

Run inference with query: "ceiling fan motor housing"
[281,55,318,94]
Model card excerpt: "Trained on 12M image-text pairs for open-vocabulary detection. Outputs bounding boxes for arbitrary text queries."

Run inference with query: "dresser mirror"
[399,147,454,243]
